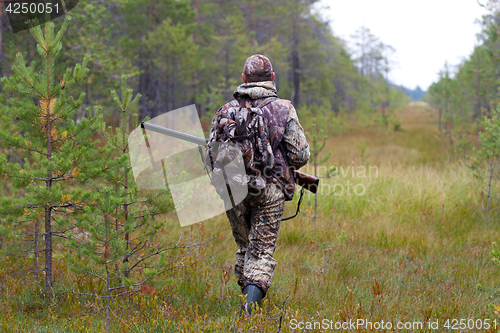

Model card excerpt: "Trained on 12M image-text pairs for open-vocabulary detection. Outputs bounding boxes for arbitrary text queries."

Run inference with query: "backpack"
[205,97,278,195]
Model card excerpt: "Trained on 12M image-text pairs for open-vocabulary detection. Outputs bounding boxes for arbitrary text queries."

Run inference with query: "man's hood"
[233,81,278,100]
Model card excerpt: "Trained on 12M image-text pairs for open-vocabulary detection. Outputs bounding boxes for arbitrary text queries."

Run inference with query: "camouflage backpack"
[205,97,278,194]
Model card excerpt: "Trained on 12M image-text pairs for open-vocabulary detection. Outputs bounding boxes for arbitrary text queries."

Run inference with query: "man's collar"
[233,81,278,100]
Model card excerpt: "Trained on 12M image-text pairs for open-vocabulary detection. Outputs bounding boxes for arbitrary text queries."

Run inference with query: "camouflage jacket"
[209,81,310,200]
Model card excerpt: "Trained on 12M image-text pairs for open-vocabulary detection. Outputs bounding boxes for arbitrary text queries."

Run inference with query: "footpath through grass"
[2,105,500,332]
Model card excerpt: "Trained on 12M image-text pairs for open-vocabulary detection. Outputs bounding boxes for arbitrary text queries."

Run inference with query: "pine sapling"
[0,16,104,295]
[470,106,500,222]
[65,77,209,331]
[306,123,331,227]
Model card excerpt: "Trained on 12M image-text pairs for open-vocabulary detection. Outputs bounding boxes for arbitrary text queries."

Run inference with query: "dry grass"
[2,106,500,332]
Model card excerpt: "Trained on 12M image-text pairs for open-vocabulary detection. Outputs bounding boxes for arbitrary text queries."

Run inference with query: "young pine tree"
[307,123,332,227]
[84,75,174,278]
[66,189,132,333]
[470,106,500,222]
[0,16,103,294]
[65,77,191,331]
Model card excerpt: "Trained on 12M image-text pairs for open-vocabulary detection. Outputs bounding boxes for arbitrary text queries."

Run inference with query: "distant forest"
[0,0,411,121]
[395,85,426,101]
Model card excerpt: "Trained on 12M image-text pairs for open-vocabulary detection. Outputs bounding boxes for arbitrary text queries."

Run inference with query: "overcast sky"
[319,0,490,91]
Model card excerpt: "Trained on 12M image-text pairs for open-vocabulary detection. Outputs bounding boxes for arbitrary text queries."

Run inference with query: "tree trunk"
[151,0,155,29]
[44,206,53,294]
[438,106,442,134]
[291,8,300,107]
[123,115,130,277]
[193,0,201,114]
[105,262,111,333]
[44,25,54,294]
[475,49,482,119]
[485,158,495,222]
[383,62,389,118]
[193,0,199,42]
[313,157,317,229]
[248,0,253,45]
[34,220,40,282]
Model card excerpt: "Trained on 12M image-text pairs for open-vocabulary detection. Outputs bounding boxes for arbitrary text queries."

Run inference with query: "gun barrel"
[141,122,208,146]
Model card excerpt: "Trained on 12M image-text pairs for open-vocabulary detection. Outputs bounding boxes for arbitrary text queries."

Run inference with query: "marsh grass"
[2,105,500,332]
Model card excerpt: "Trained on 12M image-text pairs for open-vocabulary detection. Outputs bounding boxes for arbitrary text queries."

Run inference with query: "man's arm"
[282,104,310,169]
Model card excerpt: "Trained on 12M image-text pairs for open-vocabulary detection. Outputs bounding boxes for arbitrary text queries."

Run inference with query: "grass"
[1,105,500,332]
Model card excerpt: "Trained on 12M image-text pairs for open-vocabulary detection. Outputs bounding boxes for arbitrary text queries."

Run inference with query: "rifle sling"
[281,186,305,221]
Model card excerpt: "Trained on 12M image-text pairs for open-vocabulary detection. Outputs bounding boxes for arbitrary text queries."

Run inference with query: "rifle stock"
[292,170,319,194]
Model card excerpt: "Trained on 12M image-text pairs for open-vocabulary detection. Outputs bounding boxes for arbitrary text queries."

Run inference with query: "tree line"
[1,0,409,122]
[427,1,500,221]
[427,1,500,157]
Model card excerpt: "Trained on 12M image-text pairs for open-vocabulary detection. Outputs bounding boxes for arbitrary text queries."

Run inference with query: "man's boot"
[242,284,264,315]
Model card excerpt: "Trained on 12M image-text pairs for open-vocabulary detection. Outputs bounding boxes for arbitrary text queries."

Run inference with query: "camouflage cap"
[243,54,273,79]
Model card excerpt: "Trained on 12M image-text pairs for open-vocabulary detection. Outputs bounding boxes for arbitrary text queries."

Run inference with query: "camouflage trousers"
[225,182,285,296]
